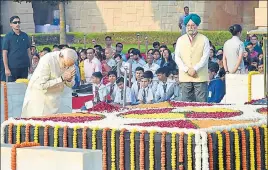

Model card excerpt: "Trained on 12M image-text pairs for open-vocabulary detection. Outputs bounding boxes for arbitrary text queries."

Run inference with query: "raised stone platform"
[0,83,72,123]
[1,144,102,170]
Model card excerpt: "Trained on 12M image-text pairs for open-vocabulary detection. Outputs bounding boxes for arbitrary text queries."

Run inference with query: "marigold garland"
[16,124,21,144]
[120,128,127,170]
[44,125,49,146]
[92,127,98,150]
[248,71,259,102]
[73,126,79,148]
[161,131,167,170]
[207,133,213,170]
[239,128,247,170]
[232,129,240,170]
[8,123,14,144]
[2,82,9,121]
[262,125,268,170]
[63,126,68,147]
[25,124,31,142]
[34,125,39,143]
[82,126,87,149]
[179,132,184,170]
[247,127,255,170]
[111,128,116,170]
[223,130,231,170]
[171,132,176,170]
[253,126,261,170]
[187,133,193,170]
[139,130,147,170]
[130,129,137,170]
[149,130,156,170]
[216,131,224,170]
[102,128,110,170]
[53,125,60,147]
[11,142,40,170]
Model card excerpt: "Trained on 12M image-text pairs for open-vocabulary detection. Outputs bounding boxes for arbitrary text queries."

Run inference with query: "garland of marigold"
[34,125,39,143]
[92,127,98,150]
[63,126,68,147]
[25,124,31,142]
[11,142,40,170]
[149,130,156,170]
[102,128,110,170]
[16,124,21,144]
[139,130,147,170]
[207,133,213,170]
[253,126,261,170]
[187,133,193,170]
[223,130,231,170]
[240,128,247,170]
[120,128,127,170]
[130,129,136,170]
[2,82,8,121]
[171,132,176,170]
[111,129,116,170]
[73,126,79,148]
[232,129,240,170]
[179,133,184,170]
[216,131,223,170]
[53,125,60,147]
[248,71,259,102]
[8,123,14,144]
[247,127,255,170]
[82,126,87,149]
[262,125,268,170]
[44,125,49,146]
[161,131,167,170]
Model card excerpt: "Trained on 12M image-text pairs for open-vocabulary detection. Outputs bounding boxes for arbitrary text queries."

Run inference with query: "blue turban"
[184,14,201,26]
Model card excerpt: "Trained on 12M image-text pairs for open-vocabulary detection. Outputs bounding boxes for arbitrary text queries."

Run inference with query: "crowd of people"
[1,15,265,113]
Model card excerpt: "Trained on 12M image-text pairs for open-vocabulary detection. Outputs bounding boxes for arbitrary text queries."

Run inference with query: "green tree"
[14,0,69,44]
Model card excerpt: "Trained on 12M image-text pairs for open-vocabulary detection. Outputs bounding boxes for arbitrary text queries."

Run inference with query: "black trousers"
[6,67,28,82]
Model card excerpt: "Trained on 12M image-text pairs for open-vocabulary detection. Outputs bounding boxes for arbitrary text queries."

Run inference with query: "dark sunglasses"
[12,21,21,24]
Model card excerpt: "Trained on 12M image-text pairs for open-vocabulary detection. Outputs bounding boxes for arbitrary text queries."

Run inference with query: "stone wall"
[0,1,35,34]
[0,1,259,34]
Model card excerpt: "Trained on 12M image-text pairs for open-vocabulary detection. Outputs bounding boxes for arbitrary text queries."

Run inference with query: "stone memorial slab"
[1,143,102,170]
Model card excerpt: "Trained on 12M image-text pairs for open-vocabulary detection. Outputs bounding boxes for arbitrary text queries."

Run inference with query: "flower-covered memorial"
[1,101,267,170]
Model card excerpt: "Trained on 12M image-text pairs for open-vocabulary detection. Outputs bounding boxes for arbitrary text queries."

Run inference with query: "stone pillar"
[255,1,267,28]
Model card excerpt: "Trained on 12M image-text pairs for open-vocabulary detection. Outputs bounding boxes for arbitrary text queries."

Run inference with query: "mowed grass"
[37,44,222,54]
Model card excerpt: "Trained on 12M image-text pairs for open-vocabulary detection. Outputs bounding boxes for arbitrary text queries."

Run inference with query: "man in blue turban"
[174,13,210,102]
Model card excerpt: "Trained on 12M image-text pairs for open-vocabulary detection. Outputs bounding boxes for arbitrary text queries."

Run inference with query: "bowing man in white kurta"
[21,48,78,118]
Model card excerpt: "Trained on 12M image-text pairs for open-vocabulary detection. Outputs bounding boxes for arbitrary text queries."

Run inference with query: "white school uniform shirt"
[143,63,160,77]
[155,80,173,103]
[131,81,141,103]
[114,87,132,105]
[92,83,108,103]
[138,86,154,103]
[106,82,118,101]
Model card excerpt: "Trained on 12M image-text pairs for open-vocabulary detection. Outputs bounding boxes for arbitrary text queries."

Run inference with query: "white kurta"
[21,51,74,118]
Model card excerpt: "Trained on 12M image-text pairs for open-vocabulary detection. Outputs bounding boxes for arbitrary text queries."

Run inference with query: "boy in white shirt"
[131,67,144,104]
[166,69,181,101]
[155,67,173,103]
[106,71,118,102]
[114,77,132,106]
[138,77,154,104]
[143,71,158,95]
[81,72,108,110]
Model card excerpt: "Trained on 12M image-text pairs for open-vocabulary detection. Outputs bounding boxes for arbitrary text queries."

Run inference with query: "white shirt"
[155,80,173,102]
[106,82,118,101]
[92,83,108,103]
[138,87,154,103]
[114,87,132,105]
[131,81,141,102]
[175,33,210,73]
[107,58,116,68]
[143,63,160,77]
[120,61,131,74]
